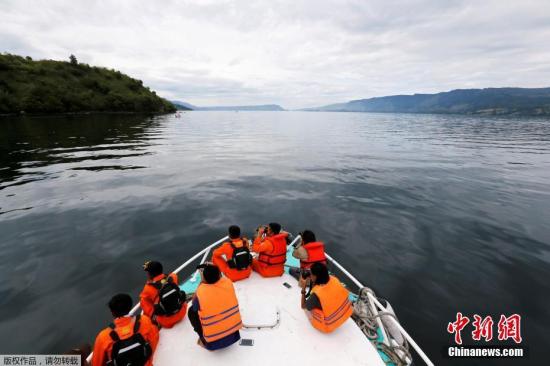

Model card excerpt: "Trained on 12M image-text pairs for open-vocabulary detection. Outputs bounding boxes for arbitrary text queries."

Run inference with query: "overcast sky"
[2,0,550,109]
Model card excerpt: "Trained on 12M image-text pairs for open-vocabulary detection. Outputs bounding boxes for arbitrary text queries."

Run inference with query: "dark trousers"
[188,307,241,351]
[188,308,203,338]
[289,267,301,280]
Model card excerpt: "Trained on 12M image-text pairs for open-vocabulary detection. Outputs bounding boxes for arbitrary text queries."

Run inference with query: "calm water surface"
[1,112,549,365]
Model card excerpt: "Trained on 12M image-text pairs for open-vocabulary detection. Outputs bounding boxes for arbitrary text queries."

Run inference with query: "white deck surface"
[154,271,385,366]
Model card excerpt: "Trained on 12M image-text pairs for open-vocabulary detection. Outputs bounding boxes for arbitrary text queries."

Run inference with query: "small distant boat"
[87,235,434,366]
[175,112,182,118]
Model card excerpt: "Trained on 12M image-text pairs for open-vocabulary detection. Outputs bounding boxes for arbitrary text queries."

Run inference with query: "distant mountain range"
[304,88,550,116]
[171,101,284,111]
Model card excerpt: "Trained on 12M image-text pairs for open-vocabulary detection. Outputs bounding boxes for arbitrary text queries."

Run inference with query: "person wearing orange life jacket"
[188,263,242,350]
[290,230,327,280]
[92,294,159,366]
[300,263,353,333]
[212,225,252,282]
[294,229,327,267]
[140,261,187,329]
[252,222,289,277]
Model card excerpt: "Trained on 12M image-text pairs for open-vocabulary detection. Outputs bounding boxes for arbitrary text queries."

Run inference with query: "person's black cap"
[143,261,163,276]
[197,263,221,284]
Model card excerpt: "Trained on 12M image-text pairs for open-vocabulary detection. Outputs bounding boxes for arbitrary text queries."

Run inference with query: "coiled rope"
[352,287,412,366]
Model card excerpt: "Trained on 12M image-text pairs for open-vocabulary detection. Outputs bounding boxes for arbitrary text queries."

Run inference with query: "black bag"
[228,239,252,270]
[149,275,186,316]
[108,315,152,366]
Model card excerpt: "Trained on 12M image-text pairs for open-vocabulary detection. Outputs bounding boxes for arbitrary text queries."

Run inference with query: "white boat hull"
[154,270,385,366]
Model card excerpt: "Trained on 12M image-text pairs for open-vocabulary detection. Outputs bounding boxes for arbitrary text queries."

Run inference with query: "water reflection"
[0,114,159,192]
[0,112,549,365]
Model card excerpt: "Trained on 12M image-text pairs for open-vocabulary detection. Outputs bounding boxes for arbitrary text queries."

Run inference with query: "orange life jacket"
[226,237,246,251]
[300,241,327,269]
[196,277,243,342]
[257,233,287,266]
[310,276,353,333]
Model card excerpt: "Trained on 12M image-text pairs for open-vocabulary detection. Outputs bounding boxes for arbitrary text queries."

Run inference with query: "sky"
[2,0,550,109]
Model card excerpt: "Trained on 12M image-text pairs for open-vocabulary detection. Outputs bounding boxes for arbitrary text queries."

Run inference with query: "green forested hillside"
[0,54,176,114]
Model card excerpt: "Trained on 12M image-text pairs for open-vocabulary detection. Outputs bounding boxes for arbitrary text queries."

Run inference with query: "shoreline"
[0,110,176,118]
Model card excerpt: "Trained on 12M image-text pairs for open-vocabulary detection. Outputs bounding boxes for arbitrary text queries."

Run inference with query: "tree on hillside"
[0,53,176,114]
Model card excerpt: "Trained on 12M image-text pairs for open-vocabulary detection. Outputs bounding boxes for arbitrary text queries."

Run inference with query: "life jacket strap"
[108,315,140,342]
[301,259,327,264]
[147,274,172,288]
[133,314,141,333]
[260,252,286,258]
[108,324,120,342]
[258,257,286,265]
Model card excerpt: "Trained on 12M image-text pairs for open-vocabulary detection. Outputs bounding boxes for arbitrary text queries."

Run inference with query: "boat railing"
[127,235,229,316]
[324,251,435,366]
[88,234,433,366]
[86,236,229,364]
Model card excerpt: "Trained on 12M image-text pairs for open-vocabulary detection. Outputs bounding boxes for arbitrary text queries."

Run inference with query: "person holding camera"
[300,262,353,333]
[211,225,252,282]
[292,230,327,269]
[251,222,289,277]
[289,230,327,281]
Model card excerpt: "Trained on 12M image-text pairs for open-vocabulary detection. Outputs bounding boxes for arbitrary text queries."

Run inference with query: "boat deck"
[153,249,385,366]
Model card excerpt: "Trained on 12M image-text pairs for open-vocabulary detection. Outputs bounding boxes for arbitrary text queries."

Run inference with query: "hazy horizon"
[2,0,550,109]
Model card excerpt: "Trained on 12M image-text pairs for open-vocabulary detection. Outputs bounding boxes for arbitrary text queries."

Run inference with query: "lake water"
[1,111,549,365]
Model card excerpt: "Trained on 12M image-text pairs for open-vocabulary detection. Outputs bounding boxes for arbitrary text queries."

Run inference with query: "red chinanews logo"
[447,313,522,345]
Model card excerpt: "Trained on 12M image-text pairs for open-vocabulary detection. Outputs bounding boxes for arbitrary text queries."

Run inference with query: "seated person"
[290,229,327,279]
[252,222,289,277]
[212,225,252,282]
[92,294,159,366]
[140,261,187,329]
[188,263,242,350]
[300,263,353,333]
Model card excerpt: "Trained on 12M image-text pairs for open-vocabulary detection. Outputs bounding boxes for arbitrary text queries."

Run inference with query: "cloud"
[1,0,550,108]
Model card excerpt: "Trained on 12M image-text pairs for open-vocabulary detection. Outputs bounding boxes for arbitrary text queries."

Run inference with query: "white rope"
[86,234,435,366]
[353,288,411,366]
[324,252,390,346]
[367,292,435,366]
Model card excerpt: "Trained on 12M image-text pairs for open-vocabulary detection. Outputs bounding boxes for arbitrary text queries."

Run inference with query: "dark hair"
[268,222,281,234]
[108,293,133,317]
[144,261,163,277]
[228,225,241,239]
[301,230,316,244]
[311,262,329,285]
[203,264,221,284]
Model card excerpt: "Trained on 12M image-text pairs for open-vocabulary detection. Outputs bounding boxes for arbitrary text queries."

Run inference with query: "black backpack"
[227,239,252,270]
[149,275,186,316]
[108,315,152,366]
